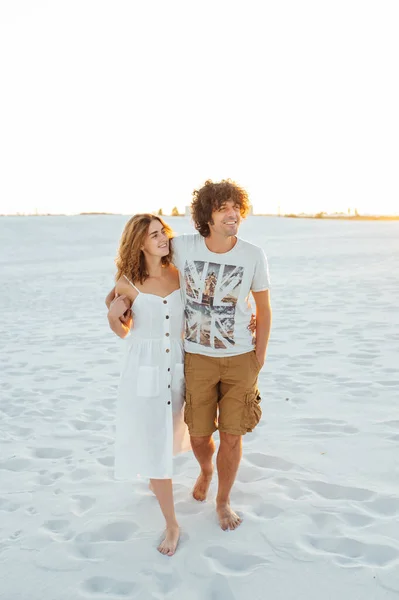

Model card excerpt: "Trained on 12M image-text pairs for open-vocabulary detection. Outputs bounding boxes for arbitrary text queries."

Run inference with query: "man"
[106,179,272,531]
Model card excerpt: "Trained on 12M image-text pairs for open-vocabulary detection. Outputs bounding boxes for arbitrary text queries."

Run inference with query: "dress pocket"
[136,366,160,397]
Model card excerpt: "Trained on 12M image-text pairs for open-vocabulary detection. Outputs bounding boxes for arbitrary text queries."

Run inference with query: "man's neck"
[204,234,237,254]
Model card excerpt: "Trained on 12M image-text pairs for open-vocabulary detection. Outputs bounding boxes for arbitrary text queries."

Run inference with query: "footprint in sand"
[37,470,64,486]
[246,453,300,472]
[81,576,137,597]
[301,534,399,567]
[204,546,270,575]
[309,512,341,532]
[0,498,19,512]
[33,447,72,460]
[96,456,114,467]
[59,393,83,400]
[41,519,72,541]
[236,464,267,483]
[70,419,105,432]
[205,574,236,600]
[72,520,138,560]
[232,489,283,518]
[26,506,38,515]
[362,495,399,517]
[9,529,22,541]
[339,511,374,528]
[252,502,284,519]
[296,418,358,435]
[305,481,373,502]
[149,570,182,595]
[0,457,32,471]
[71,494,96,516]
[376,380,399,388]
[88,407,105,417]
[273,477,308,500]
[68,468,92,481]
[101,398,115,409]
[94,358,114,365]
[378,419,399,432]
[34,543,83,572]
[11,426,34,438]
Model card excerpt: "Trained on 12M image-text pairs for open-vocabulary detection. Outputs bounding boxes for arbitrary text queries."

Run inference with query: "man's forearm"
[255,308,272,361]
[108,315,130,339]
[105,287,116,309]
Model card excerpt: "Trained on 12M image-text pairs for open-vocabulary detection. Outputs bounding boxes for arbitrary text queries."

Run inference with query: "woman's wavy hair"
[191,179,251,237]
[115,214,174,284]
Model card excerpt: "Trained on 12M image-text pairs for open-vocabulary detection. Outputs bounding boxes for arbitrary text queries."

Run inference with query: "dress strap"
[123,274,140,293]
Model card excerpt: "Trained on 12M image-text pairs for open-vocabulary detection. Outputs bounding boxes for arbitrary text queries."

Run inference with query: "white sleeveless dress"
[114,277,191,480]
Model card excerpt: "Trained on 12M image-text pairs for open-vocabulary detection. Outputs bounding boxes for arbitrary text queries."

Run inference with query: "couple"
[105,179,272,557]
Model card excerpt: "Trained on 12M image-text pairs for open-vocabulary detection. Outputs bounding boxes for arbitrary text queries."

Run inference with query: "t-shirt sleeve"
[171,235,185,270]
[251,248,271,292]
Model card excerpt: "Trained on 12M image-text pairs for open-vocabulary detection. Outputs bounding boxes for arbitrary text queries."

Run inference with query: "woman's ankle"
[165,518,179,529]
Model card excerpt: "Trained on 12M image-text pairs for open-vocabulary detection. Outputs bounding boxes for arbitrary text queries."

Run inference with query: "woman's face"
[141,219,170,258]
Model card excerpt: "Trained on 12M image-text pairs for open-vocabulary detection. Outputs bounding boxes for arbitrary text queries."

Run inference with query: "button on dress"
[114,278,191,480]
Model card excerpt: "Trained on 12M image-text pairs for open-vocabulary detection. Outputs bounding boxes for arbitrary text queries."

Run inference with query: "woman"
[107,214,190,557]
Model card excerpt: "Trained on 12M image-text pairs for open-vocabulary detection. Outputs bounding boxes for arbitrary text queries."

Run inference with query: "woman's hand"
[120,309,132,325]
[248,313,256,333]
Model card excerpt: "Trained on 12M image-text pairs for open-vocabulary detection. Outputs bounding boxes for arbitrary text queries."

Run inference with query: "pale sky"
[0,0,398,216]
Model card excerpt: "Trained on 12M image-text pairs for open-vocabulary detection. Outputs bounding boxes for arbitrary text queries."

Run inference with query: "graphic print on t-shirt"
[184,260,244,349]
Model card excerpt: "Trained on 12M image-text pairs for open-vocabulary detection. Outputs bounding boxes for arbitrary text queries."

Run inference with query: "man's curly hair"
[191,179,251,237]
[115,214,174,284]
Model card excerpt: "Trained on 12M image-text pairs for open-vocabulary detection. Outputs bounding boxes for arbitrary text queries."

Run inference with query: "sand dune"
[1,215,398,599]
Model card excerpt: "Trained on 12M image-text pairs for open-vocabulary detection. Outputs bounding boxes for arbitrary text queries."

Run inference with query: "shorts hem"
[188,427,218,438]
[218,427,248,436]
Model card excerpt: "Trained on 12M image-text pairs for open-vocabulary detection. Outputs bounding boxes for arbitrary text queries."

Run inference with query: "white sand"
[1,215,399,599]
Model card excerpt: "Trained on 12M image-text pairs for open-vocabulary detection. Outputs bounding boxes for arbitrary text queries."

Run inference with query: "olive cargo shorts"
[184,351,262,437]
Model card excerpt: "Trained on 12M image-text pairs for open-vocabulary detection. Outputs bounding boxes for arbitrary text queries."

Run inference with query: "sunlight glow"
[0,1,398,216]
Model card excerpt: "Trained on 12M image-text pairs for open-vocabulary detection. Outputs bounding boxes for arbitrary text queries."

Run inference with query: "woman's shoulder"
[167,265,180,283]
[168,264,179,276]
[115,275,139,300]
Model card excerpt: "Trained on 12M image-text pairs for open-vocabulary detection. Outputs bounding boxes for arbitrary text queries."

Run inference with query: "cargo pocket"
[136,366,160,397]
[184,391,194,430]
[242,390,262,432]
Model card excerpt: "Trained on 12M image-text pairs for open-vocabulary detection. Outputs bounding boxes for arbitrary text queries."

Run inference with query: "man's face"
[208,199,241,238]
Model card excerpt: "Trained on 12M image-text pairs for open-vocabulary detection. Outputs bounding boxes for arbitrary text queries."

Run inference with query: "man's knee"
[190,434,213,450]
[219,432,242,450]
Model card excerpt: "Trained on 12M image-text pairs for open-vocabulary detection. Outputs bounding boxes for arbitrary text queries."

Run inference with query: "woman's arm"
[107,294,132,339]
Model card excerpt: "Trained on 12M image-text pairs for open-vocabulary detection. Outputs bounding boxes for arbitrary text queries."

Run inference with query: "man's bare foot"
[216,503,242,531]
[157,525,180,557]
[192,468,213,501]
[149,482,154,494]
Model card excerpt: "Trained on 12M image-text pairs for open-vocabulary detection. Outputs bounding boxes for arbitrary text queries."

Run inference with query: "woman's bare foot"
[192,467,213,501]
[216,503,242,531]
[157,524,180,556]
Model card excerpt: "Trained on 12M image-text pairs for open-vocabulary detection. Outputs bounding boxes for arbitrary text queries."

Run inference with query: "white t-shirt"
[172,233,270,357]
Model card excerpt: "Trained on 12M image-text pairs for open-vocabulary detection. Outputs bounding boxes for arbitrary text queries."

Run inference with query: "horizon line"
[1,211,399,220]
